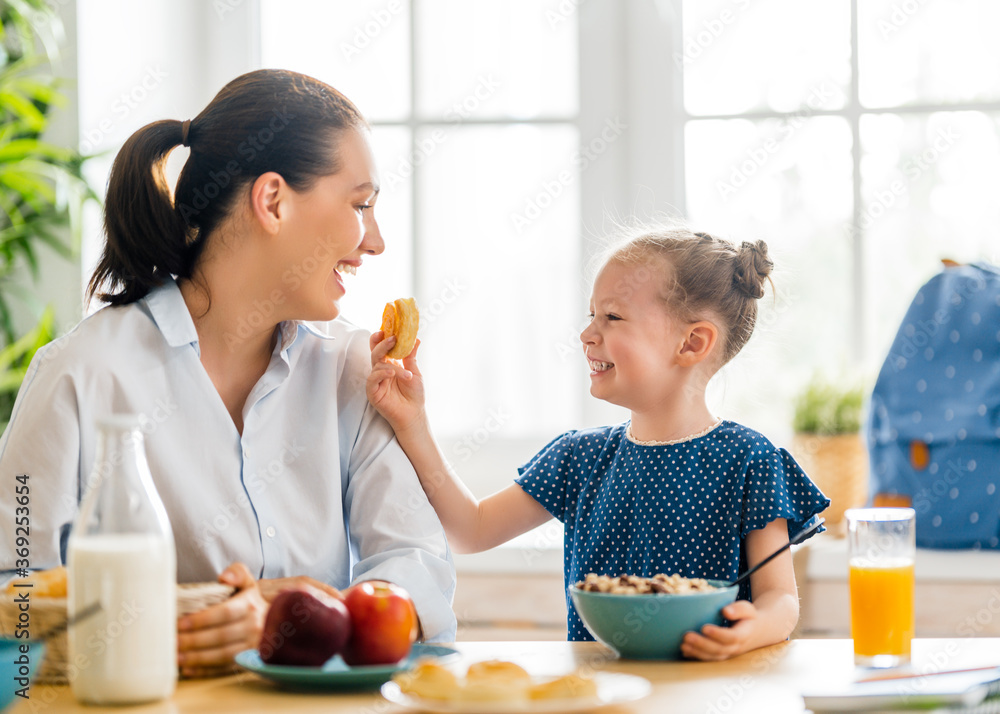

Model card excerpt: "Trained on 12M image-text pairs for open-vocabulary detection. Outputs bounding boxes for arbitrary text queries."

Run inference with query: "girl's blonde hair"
[604,226,773,365]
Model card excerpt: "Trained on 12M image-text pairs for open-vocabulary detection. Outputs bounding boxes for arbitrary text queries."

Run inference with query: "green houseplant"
[792,376,869,532]
[0,0,97,429]
[793,379,864,435]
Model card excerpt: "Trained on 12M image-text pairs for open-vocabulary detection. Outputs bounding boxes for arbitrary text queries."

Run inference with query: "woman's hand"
[680,600,760,661]
[176,562,268,678]
[258,576,342,603]
[367,332,426,435]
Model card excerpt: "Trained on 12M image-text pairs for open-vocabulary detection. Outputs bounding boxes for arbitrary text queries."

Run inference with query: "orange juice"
[849,561,914,658]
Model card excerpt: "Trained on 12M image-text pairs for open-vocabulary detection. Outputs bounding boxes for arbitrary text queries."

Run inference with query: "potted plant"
[791,376,868,533]
[0,0,97,430]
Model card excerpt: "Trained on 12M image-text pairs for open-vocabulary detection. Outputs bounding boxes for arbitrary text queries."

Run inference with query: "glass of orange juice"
[846,507,915,668]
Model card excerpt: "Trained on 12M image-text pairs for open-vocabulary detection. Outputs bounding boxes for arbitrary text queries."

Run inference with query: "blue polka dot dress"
[515,420,830,641]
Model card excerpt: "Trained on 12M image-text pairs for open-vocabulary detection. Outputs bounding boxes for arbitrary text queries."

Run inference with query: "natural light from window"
[682,0,1000,436]
[261,0,581,440]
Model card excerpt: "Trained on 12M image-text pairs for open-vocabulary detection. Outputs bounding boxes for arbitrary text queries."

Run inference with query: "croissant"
[529,674,598,700]
[466,660,531,684]
[394,660,458,700]
[380,298,419,359]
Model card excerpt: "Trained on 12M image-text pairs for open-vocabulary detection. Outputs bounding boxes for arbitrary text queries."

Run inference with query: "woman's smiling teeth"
[589,360,614,372]
[334,262,357,275]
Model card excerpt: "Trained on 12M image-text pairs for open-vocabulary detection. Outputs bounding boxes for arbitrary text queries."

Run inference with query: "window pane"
[860,112,1000,363]
[416,0,577,120]
[259,0,410,121]
[418,125,581,437]
[334,126,413,329]
[859,1,1000,107]
[685,117,854,437]
[682,0,849,115]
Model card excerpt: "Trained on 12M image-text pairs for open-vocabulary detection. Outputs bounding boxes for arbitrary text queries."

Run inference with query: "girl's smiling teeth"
[589,359,614,373]
[334,262,358,275]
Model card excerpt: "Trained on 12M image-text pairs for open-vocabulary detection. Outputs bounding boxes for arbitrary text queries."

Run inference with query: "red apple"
[341,580,418,666]
[258,589,352,666]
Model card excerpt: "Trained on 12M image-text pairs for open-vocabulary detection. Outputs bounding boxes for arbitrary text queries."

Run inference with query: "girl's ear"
[676,321,719,366]
[249,171,286,235]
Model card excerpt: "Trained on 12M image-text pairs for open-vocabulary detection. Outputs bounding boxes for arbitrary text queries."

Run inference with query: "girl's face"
[580,260,689,410]
[277,128,384,321]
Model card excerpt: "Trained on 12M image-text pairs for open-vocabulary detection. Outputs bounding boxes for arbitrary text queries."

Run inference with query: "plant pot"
[791,432,869,533]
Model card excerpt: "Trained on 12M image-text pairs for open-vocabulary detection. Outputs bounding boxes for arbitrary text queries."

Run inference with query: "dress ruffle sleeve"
[740,446,831,539]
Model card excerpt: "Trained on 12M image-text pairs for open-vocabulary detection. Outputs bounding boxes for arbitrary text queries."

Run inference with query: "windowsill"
[805,532,1000,582]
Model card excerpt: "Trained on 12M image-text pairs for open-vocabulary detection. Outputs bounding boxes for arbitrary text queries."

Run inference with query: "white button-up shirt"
[0,278,456,640]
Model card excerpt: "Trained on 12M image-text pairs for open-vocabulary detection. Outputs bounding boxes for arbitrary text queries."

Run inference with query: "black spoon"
[728,517,826,588]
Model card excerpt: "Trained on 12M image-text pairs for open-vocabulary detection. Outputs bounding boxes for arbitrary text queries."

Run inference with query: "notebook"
[802,667,1000,712]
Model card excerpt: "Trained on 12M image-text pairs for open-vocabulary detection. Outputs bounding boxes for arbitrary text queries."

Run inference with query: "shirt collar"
[281,321,337,351]
[142,277,337,354]
[142,277,199,348]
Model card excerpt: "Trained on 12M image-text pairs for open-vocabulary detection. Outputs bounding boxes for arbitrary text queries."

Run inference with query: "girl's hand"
[367,332,426,434]
[681,519,800,661]
[680,600,759,661]
[176,562,268,678]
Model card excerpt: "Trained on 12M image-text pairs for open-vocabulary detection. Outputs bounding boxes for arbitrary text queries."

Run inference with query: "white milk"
[68,533,177,704]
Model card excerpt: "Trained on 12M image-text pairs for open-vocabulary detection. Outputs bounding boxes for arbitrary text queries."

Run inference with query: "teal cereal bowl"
[570,580,739,660]
[0,636,45,711]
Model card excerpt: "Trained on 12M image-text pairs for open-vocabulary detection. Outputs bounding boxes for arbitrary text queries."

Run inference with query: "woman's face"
[277,128,383,321]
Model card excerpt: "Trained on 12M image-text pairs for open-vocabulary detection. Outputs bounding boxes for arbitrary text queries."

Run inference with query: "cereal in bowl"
[575,572,718,594]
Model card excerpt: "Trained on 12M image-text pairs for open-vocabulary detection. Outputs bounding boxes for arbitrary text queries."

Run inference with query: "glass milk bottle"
[68,414,177,704]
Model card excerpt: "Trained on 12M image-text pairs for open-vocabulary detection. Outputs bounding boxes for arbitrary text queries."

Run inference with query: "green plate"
[235,644,460,691]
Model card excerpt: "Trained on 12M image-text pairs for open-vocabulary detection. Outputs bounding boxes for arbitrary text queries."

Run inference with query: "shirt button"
[266,526,276,538]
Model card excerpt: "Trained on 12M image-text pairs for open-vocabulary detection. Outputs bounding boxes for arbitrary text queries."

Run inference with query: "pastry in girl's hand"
[393,660,458,700]
[379,297,419,359]
[529,673,598,700]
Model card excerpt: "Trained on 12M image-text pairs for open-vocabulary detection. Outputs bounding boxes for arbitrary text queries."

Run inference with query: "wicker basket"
[0,582,233,684]
[792,432,869,533]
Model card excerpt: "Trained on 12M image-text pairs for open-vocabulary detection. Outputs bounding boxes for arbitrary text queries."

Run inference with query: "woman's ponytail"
[87,119,192,306]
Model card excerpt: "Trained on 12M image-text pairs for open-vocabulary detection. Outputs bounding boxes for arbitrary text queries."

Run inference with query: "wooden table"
[12,639,1000,713]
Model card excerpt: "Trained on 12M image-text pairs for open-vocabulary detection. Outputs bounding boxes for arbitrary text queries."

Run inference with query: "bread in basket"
[1,568,234,683]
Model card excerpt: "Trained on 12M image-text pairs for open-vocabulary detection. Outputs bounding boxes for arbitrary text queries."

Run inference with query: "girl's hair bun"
[733,239,773,299]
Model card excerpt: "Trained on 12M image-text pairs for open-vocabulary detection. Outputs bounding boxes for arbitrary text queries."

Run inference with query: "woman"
[0,69,455,677]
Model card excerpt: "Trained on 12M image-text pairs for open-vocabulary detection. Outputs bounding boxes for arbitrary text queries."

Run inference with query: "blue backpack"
[867,262,1000,549]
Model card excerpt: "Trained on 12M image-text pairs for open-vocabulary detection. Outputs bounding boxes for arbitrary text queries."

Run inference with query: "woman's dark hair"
[87,69,367,305]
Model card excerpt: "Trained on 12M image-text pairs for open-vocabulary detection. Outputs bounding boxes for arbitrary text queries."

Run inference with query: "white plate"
[380,672,651,713]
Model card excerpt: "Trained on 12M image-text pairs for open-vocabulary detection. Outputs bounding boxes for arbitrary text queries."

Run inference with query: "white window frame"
[672,0,1000,364]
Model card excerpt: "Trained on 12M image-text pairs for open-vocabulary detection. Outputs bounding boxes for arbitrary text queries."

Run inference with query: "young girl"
[367,227,829,661]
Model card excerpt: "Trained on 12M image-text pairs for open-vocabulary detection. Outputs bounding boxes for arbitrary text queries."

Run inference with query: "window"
[258,0,1000,466]
[261,1,582,456]
[680,0,1000,434]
